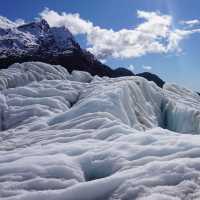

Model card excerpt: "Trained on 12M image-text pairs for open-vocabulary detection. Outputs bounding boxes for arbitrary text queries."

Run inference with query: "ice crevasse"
[1,62,200,199]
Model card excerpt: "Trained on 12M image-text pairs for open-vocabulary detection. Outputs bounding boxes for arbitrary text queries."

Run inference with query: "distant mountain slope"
[0,19,165,87]
[136,72,165,88]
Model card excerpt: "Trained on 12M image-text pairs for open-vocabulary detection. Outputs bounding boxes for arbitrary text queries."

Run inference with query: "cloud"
[39,8,93,35]
[39,9,200,60]
[142,65,152,70]
[128,64,135,72]
[167,29,200,52]
[180,19,200,27]
[15,19,25,26]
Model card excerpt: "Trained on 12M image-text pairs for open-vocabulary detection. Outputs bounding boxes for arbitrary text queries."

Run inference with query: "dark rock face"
[0,19,165,87]
[0,48,133,78]
[136,72,165,88]
[113,68,134,77]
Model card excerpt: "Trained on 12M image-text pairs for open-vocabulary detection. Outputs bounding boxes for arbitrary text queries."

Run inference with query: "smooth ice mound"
[1,62,200,200]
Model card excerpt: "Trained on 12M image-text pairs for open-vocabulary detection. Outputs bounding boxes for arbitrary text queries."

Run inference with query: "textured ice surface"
[1,62,200,200]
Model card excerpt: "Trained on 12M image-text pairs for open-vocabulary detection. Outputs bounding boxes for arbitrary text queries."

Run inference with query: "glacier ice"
[1,62,200,199]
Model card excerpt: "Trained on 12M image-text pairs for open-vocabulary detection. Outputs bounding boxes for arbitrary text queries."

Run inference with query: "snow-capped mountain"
[0,19,134,79]
[0,62,200,199]
[0,19,79,58]
[0,16,22,29]
[0,19,166,87]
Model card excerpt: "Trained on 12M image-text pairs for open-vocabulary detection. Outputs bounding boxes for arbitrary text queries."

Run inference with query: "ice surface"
[1,62,200,199]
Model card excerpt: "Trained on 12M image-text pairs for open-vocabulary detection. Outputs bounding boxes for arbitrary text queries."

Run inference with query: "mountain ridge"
[0,19,165,87]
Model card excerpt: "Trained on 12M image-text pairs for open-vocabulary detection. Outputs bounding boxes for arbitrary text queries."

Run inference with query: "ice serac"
[162,83,200,134]
[1,62,200,199]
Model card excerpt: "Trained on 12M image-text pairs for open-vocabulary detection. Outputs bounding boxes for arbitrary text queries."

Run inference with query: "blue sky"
[1,0,200,90]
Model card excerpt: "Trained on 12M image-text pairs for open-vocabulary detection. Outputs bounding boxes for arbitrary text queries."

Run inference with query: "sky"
[1,0,200,90]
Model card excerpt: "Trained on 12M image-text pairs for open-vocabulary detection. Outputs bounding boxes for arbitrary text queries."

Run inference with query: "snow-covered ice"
[1,62,200,199]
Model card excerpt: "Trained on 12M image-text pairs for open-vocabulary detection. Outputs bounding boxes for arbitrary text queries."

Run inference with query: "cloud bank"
[40,8,200,60]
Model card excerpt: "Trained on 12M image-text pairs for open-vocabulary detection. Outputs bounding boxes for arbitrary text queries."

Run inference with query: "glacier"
[1,62,200,199]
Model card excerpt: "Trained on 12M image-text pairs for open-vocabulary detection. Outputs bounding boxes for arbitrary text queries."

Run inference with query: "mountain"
[0,19,131,76]
[0,16,18,29]
[0,19,166,87]
[0,19,77,56]
[0,62,200,199]
[136,72,165,88]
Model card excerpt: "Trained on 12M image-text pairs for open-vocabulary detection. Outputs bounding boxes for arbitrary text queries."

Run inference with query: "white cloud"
[142,65,152,70]
[136,10,172,38]
[167,29,200,52]
[15,19,25,26]
[40,8,93,35]
[39,9,200,60]
[128,64,135,72]
[180,19,200,27]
